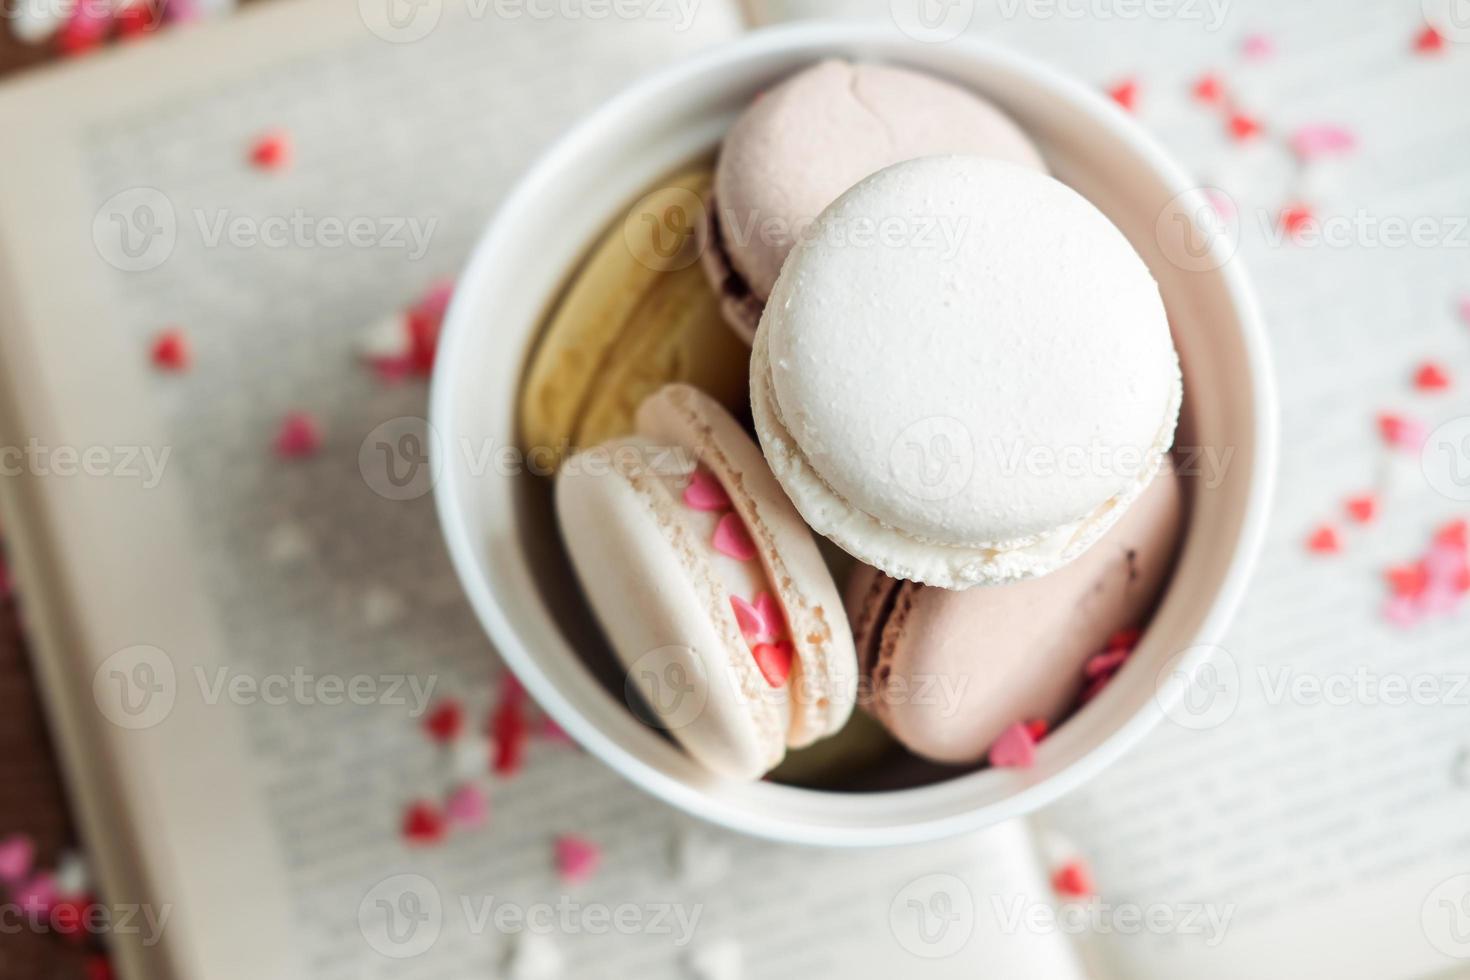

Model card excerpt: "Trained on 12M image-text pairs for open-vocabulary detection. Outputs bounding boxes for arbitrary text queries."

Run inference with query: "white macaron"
[751,155,1183,589]
[556,384,858,780]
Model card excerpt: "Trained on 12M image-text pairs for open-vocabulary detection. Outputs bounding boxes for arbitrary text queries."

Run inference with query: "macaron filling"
[699,199,765,342]
[666,463,793,689]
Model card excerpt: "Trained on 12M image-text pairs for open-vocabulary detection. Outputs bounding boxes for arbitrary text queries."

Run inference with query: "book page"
[733,0,1470,976]
[0,1,1090,977]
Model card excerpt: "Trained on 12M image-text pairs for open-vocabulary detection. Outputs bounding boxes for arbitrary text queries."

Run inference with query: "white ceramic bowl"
[430,23,1277,846]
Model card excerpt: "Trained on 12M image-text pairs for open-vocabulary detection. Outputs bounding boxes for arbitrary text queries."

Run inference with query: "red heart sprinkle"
[1280,204,1314,238]
[423,699,464,743]
[1415,361,1451,391]
[1106,627,1142,651]
[249,131,292,170]
[1191,74,1224,104]
[1228,112,1263,141]
[1435,519,1468,550]
[751,641,793,688]
[274,411,323,458]
[1344,494,1378,524]
[1052,861,1095,898]
[1415,25,1446,54]
[1024,719,1050,742]
[1306,524,1342,554]
[1385,562,1429,598]
[402,800,446,845]
[1106,78,1139,112]
[150,328,190,371]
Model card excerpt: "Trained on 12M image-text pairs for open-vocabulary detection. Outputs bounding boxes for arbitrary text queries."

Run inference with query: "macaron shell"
[849,462,1184,765]
[556,435,786,779]
[699,197,764,344]
[753,156,1181,588]
[636,384,858,747]
[713,59,1046,304]
[520,167,746,465]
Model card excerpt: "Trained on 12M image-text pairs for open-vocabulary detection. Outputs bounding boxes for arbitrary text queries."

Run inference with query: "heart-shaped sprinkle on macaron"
[730,595,764,640]
[988,722,1038,769]
[753,592,785,639]
[1024,719,1050,742]
[683,469,732,511]
[751,641,793,688]
[713,513,757,561]
[1084,648,1129,679]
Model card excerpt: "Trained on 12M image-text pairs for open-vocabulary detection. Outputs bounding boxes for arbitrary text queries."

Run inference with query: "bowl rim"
[429,21,1280,846]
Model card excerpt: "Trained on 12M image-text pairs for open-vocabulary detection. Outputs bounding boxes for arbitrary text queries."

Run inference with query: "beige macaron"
[847,461,1184,765]
[556,384,857,779]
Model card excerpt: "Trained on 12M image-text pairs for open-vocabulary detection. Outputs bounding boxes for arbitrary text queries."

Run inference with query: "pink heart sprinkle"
[16,873,57,914]
[445,783,488,830]
[1384,594,1423,628]
[0,835,35,884]
[988,722,1038,769]
[1422,583,1463,615]
[753,591,785,639]
[712,513,757,561]
[1241,33,1274,61]
[274,411,323,458]
[1378,413,1427,451]
[1425,543,1467,583]
[1290,124,1356,161]
[554,835,601,884]
[730,595,764,640]
[683,469,731,511]
[1084,648,1129,680]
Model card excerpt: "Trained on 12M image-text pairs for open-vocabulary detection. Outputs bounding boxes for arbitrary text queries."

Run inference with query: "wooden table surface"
[0,21,212,980]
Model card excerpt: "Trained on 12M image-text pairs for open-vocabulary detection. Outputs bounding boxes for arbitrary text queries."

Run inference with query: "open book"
[1,0,1469,976]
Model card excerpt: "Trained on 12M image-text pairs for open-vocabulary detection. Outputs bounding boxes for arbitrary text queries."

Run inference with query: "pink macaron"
[846,461,1184,765]
[703,58,1047,343]
[556,383,858,780]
